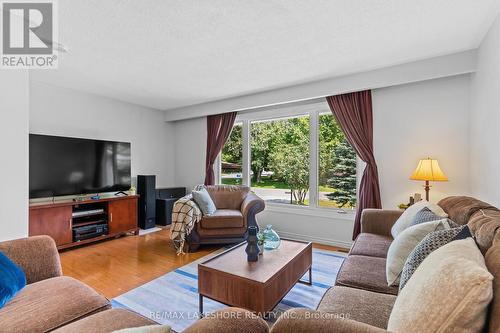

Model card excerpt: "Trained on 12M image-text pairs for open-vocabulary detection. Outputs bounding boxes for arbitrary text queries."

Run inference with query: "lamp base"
[424,181,431,201]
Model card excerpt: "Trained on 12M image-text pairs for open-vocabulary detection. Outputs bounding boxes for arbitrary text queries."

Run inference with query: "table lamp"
[410,158,448,201]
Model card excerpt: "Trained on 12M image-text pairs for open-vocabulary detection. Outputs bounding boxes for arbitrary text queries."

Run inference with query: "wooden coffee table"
[198,239,312,315]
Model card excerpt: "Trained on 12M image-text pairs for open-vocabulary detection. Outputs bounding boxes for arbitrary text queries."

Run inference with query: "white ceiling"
[31,0,500,111]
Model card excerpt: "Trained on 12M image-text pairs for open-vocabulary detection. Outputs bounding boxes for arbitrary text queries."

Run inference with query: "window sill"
[264,202,356,221]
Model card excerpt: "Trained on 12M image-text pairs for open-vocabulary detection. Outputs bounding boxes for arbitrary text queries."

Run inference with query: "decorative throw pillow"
[409,207,446,227]
[399,225,467,290]
[386,218,452,286]
[388,238,493,333]
[452,224,473,240]
[0,251,26,309]
[391,200,448,238]
[192,187,216,216]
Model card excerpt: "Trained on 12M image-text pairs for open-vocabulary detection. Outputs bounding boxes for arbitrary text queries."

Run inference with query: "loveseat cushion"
[317,286,396,329]
[205,185,249,210]
[350,233,392,258]
[335,255,398,295]
[52,309,157,333]
[0,276,110,333]
[196,224,247,237]
[200,209,244,229]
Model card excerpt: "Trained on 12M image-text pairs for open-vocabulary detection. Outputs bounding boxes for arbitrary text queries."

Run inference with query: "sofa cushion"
[335,255,398,295]
[114,326,171,333]
[205,185,250,210]
[468,208,500,254]
[0,276,110,333]
[485,242,500,333]
[200,209,244,229]
[388,238,493,333]
[437,196,497,225]
[350,233,392,258]
[391,200,447,238]
[52,309,157,333]
[317,286,396,329]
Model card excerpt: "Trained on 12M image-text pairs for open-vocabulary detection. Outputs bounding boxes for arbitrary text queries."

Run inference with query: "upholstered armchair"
[187,185,265,251]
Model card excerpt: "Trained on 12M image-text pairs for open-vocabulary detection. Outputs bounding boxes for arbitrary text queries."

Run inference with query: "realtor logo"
[1,0,58,68]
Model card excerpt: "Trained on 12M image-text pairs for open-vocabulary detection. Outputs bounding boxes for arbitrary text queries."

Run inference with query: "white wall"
[0,71,30,241]
[29,81,176,188]
[374,75,471,208]
[172,75,471,246]
[470,14,500,207]
[173,117,206,191]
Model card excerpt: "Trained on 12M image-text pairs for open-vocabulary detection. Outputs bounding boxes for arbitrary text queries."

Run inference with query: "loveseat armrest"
[241,192,265,228]
[183,307,269,333]
[0,235,62,284]
[360,209,402,237]
[270,309,387,333]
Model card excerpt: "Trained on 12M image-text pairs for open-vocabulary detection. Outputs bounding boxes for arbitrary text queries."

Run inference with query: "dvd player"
[73,223,108,242]
[72,208,105,218]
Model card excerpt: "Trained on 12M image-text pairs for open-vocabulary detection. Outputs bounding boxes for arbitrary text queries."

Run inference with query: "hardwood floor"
[60,228,348,299]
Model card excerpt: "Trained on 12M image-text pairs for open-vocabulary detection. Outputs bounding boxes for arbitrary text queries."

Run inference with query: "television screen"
[29,134,131,199]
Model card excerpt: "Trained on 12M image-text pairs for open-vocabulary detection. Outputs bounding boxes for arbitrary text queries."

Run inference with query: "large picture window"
[251,115,310,205]
[220,103,357,211]
[318,113,357,209]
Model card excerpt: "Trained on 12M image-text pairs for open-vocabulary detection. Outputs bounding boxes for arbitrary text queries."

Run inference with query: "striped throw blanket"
[170,194,202,255]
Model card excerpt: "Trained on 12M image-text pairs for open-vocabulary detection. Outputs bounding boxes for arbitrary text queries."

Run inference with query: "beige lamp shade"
[410,158,448,182]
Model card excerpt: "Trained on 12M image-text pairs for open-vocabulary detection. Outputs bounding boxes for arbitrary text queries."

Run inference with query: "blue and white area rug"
[112,248,346,332]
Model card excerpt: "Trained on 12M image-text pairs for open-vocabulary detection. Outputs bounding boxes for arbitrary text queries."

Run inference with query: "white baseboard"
[138,227,162,236]
[275,230,353,249]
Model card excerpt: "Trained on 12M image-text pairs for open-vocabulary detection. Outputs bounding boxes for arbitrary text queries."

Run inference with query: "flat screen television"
[29,134,131,199]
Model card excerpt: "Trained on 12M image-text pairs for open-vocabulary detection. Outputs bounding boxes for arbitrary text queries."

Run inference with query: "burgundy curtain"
[326,90,381,240]
[204,112,237,185]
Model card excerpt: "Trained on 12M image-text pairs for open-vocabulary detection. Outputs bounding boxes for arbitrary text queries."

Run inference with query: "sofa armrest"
[360,209,403,237]
[183,307,268,333]
[241,192,265,228]
[0,235,62,284]
[270,309,387,333]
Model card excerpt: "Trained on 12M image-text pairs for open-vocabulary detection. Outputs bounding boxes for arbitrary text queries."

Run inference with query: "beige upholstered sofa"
[188,196,500,332]
[268,196,500,332]
[187,185,265,251]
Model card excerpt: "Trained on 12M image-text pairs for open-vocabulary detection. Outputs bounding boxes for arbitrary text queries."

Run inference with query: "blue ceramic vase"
[262,225,281,250]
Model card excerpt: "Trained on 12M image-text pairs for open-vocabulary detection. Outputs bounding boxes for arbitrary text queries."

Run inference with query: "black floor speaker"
[137,175,156,229]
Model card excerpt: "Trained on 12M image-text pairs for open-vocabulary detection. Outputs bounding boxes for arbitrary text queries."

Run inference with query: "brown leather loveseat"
[187,185,265,251]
